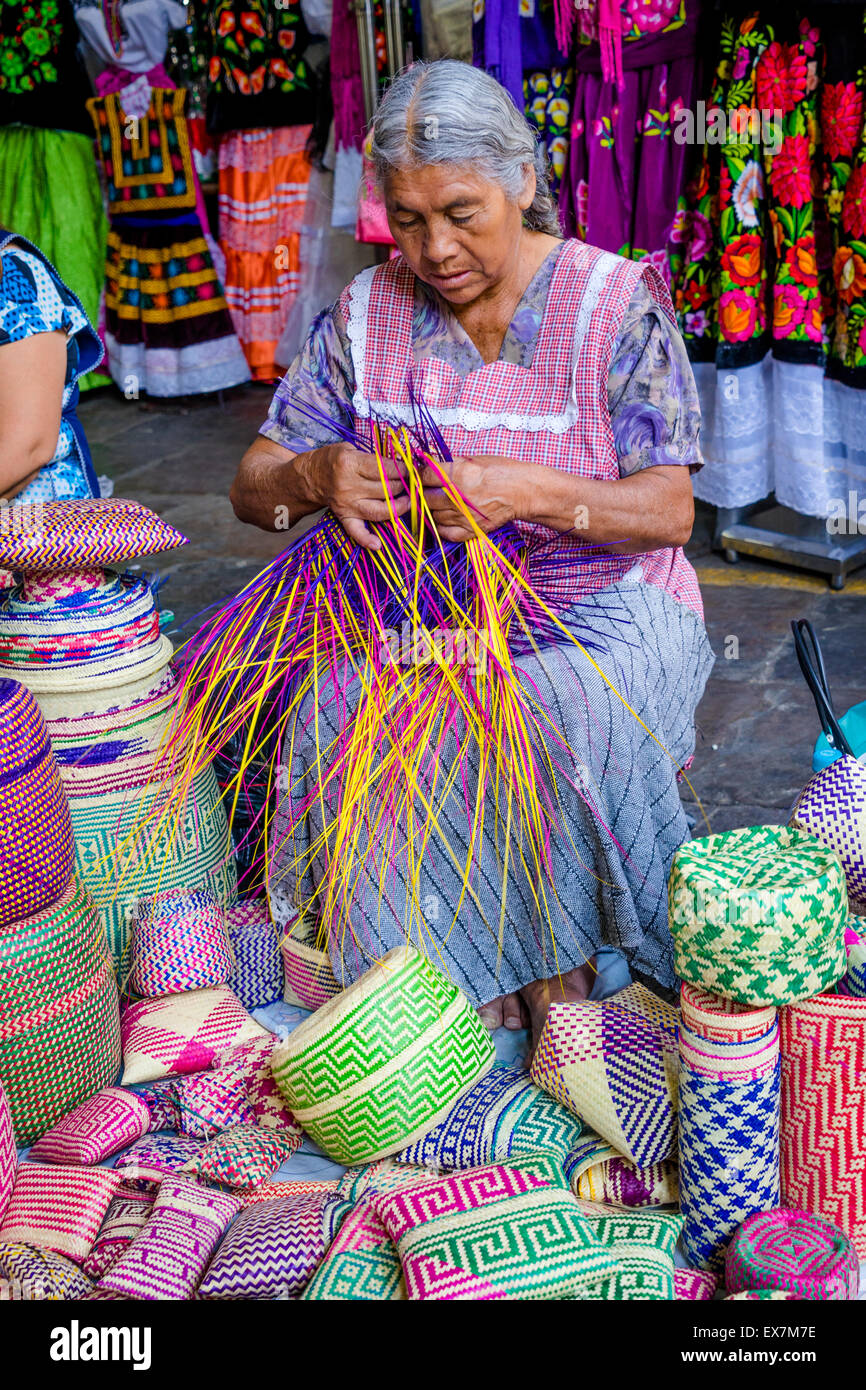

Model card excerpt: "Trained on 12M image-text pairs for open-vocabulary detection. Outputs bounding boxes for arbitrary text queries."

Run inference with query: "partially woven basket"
[780,992,866,1257]
[836,917,866,998]
[0,877,121,1145]
[725,1209,859,1300]
[0,678,75,929]
[280,914,341,1010]
[789,755,866,904]
[69,762,237,973]
[270,946,496,1164]
[669,824,848,1006]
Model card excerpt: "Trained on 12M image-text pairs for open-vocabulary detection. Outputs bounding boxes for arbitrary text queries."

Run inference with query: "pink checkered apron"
[340,239,703,617]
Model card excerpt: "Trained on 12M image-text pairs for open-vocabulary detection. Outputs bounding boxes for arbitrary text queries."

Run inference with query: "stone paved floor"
[79,383,866,835]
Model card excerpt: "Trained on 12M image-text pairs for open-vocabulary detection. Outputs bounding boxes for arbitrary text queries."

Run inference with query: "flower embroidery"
[769,135,812,209]
[722,233,763,286]
[842,164,866,240]
[821,83,864,163]
[732,161,764,228]
[833,246,866,305]
[784,237,818,287]
[773,284,806,337]
[720,288,759,342]
[755,41,807,116]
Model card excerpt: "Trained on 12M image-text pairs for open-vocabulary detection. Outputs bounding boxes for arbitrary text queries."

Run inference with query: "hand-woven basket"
[789,755,866,904]
[0,678,75,929]
[0,877,121,1145]
[68,762,237,974]
[725,1208,859,1300]
[669,824,848,1006]
[780,992,866,1257]
[280,914,341,1010]
[131,889,234,996]
[837,916,866,998]
[530,983,680,1167]
[270,946,496,1164]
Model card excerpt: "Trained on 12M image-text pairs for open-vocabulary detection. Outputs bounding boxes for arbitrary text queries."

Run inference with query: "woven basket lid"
[0,498,187,573]
[725,1208,860,1300]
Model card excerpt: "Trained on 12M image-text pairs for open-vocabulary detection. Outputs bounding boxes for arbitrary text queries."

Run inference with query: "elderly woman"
[231,60,713,1048]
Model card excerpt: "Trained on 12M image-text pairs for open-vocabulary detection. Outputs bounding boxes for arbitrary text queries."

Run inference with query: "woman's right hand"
[295,442,412,552]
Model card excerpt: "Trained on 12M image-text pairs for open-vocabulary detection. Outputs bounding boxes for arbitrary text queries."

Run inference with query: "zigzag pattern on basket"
[238,1179,340,1207]
[0,877,120,1146]
[226,902,283,1010]
[563,1132,679,1209]
[95,1175,239,1300]
[0,1080,15,1229]
[131,889,234,997]
[302,1198,407,1301]
[120,985,268,1085]
[112,1133,203,1186]
[669,825,848,1006]
[81,1193,154,1282]
[530,985,679,1167]
[172,1066,254,1139]
[0,1163,121,1265]
[280,920,341,1010]
[214,1036,302,1135]
[198,1190,334,1299]
[396,1064,583,1170]
[780,993,866,1258]
[336,1159,444,1204]
[372,1161,620,1301]
[0,1242,93,1300]
[725,1208,859,1300]
[280,1006,496,1166]
[0,497,187,572]
[181,1123,299,1188]
[573,1203,682,1301]
[790,755,866,902]
[29,1087,150,1165]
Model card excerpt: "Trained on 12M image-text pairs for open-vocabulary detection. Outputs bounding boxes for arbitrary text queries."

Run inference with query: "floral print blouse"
[262,242,703,479]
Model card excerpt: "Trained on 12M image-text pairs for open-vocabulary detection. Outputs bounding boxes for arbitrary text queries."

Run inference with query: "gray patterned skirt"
[268,579,715,1004]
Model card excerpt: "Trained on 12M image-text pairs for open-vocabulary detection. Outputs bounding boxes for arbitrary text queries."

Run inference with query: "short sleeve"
[259,302,357,453]
[0,246,87,348]
[607,279,703,479]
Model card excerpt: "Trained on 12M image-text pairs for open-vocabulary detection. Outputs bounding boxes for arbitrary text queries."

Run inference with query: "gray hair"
[369,60,561,237]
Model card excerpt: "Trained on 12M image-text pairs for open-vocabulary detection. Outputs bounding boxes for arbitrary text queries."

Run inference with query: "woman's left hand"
[419,455,526,542]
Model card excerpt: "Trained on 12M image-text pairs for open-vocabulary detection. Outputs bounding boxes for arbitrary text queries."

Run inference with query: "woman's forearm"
[513,460,695,552]
[230,437,319,532]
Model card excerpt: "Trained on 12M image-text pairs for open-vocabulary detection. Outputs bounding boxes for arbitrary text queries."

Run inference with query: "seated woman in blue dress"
[0,228,104,504]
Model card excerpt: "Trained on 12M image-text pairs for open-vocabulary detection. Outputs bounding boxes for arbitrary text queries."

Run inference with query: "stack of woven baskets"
[0,677,120,1146]
[0,498,236,971]
[669,819,866,1274]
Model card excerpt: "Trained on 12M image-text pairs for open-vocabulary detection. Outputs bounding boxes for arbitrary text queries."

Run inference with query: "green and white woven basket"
[669,824,848,1006]
[69,761,237,974]
[270,946,496,1164]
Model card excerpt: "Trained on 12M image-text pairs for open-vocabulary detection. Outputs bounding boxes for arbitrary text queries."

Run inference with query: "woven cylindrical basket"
[678,989,781,1273]
[131,889,234,996]
[0,1078,15,1229]
[789,755,866,904]
[669,824,848,1006]
[780,993,866,1257]
[0,877,121,1145]
[680,983,777,1042]
[725,1208,859,1300]
[270,946,496,1164]
[0,678,75,929]
[563,1133,679,1209]
[530,983,680,1166]
[69,762,237,974]
[226,902,283,1011]
[280,915,341,1010]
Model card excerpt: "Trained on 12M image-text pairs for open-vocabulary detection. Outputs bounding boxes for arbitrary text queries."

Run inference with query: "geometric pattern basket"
[69,762,237,974]
[0,877,121,1146]
[780,993,866,1258]
[789,754,866,904]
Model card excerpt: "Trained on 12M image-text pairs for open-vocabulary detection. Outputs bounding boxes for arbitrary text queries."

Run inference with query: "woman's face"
[383,163,535,306]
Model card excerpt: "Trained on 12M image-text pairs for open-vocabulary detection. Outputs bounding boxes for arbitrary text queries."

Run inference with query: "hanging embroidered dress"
[80,0,249,396]
[263,240,714,1003]
[559,0,703,287]
[674,7,866,517]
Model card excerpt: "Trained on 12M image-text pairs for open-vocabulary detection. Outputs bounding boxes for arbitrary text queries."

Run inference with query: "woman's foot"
[520,960,597,1067]
[478,991,530,1032]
